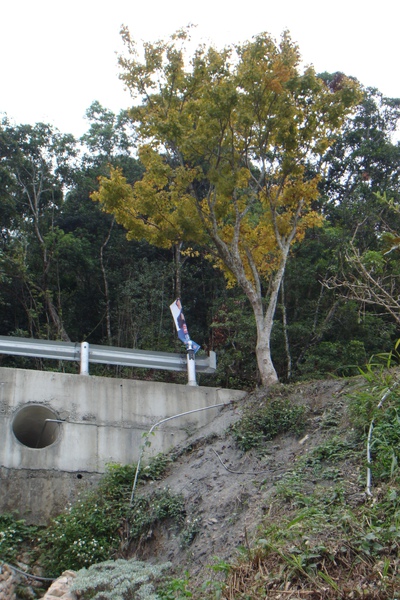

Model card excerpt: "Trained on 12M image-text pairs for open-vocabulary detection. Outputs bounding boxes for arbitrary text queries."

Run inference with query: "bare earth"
[128,378,354,581]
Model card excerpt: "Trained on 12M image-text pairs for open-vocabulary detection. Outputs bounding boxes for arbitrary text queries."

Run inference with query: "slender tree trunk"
[296,299,339,369]
[255,321,278,387]
[246,252,289,387]
[206,244,286,386]
[44,291,71,342]
[199,189,298,388]
[281,276,292,380]
[100,219,114,345]
[41,250,70,341]
[173,241,183,299]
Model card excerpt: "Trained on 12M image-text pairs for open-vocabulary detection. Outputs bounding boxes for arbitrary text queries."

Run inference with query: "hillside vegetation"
[1,70,400,389]
[2,27,400,599]
[3,350,400,599]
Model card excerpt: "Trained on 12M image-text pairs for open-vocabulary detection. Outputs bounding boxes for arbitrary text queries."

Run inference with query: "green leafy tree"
[0,119,77,340]
[325,216,400,329]
[322,84,400,231]
[271,85,400,380]
[274,225,396,381]
[318,86,400,331]
[81,100,136,162]
[94,28,360,386]
[61,104,143,346]
[320,84,400,254]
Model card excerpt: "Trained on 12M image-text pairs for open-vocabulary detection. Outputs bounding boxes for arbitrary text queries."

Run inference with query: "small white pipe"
[80,342,90,375]
[129,401,231,506]
[366,419,374,497]
[186,341,197,386]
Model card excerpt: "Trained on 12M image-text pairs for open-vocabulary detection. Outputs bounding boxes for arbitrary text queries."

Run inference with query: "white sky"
[1,0,399,138]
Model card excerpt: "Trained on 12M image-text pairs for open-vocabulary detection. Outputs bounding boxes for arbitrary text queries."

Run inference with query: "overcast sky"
[2,0,399,138]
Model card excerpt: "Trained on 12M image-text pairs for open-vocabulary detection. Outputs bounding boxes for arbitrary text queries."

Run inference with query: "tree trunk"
[241,279,280,388]
[100,219,114,345]
[281,277,292,380]
[255,321,278,387]
[173,242,183,299]
[244,252,289,388]
[44,291,71,342]
[199,188,297,388]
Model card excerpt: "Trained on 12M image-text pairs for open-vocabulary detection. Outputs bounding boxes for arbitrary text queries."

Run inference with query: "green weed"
[0,513,38,563]
[159,571,193,599]
[38,462,184,576]
[180,516,202,548]
[231,398,306,451]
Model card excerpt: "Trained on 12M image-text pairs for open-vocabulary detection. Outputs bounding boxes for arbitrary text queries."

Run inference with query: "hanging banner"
[169,298,200,353]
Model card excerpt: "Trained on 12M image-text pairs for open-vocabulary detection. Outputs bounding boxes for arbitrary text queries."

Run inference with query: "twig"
[1,562,55,582]
[212,449,271,475]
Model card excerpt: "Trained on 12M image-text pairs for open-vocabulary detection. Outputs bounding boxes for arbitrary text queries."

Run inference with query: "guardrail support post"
[80,342,90,375]
[186,341,197,386]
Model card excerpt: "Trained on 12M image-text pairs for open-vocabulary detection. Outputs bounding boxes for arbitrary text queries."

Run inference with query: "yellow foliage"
[93,27,361,291]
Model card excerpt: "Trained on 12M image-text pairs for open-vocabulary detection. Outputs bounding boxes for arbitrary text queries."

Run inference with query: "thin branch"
[100,219,115,344]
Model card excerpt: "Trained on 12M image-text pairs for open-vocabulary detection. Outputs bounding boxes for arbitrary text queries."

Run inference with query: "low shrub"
[71,558,171,600]
[0,513,38,562]
[38,459,184,576]
[231,398,306,451]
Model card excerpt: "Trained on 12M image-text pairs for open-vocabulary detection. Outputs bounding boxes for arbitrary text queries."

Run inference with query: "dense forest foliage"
[1,74,400,388]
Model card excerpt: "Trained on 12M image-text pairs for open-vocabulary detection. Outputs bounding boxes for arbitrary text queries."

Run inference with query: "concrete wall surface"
[0,367,246,522]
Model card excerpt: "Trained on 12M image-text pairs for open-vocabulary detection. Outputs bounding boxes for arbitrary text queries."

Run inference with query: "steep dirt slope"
[128,378,353,580]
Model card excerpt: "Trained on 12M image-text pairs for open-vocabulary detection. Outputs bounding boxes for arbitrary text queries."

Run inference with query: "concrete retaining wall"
[0,367,245,523]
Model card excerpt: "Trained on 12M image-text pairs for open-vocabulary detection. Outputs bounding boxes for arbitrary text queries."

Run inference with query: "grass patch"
[231,397,306,451]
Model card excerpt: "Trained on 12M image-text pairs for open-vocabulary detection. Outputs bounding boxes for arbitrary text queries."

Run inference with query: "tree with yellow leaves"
[93,27,360,386]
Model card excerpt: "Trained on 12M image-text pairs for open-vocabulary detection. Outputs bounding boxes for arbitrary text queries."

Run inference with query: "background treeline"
[1,85,400,389]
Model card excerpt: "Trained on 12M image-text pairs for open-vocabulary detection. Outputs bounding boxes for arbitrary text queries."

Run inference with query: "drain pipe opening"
[12,405,63,448]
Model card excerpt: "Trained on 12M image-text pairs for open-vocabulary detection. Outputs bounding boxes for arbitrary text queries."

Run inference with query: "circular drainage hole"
[12,405,61,448]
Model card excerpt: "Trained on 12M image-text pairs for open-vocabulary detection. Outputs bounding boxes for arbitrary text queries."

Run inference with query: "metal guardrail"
[0,335,216,383]
[0,337,78,362]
